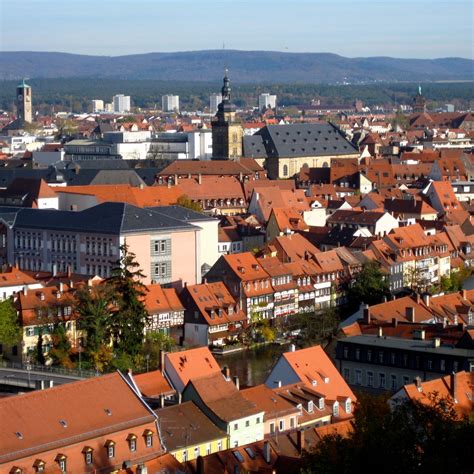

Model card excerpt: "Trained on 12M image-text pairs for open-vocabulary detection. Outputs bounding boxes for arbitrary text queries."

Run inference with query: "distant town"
[0,68,473,473]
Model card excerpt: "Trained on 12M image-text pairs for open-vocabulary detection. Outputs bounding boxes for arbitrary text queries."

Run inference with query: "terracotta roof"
[280,345,356,402]
[223,252,271,282]
[269,207,309,233]
[241,384,300,420]
[158,159,262,177]
[0,372,156,464]
[186,373,262,422]
[142,284,184,314]
[156,401,227,451]
[269,233,320,263]
[0,267,39,288]
[165,347,221,389]
[401,371,474,419]
[252,187,309,222]
[132,370,175,398]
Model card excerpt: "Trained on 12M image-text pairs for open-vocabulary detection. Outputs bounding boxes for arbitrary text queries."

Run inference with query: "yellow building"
[156,401,229,463]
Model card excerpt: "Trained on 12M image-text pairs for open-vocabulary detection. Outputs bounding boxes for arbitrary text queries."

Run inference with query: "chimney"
[136,465,148,474]
[52,263,57,277]
[297,429,305,454]
[160,394,165,409]
[416,293,421,304]
[275,380,282,388]
[406,306,415,322]
[423,294,430,307]
[159,350,166,374]
[415,376,422,391]
[377,326,383,337]
[392,317,398,328]
[450,372,457,401]
[363,304,371,324]
[177,392,182,404]
[383,296,387,303]
[196,456,205,474]
[289,343,296,352]
[233,375,240,390]
[223,366,230,380]
[59,282,64,293]
[263,441,271,464]
[198,173,202,185]
[255,192,260,202]
[67,265,72,278]
[23,286,28,296]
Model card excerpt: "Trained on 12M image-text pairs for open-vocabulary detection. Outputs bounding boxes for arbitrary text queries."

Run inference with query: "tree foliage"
[348,261,390,308]
[177,194,203,213]
[0,299,21,347]
[301,393,474,474]
[106,242,149,356]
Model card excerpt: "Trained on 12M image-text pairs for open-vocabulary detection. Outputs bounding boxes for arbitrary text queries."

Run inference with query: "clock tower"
[16,79,32,123]
[212,70,243,160]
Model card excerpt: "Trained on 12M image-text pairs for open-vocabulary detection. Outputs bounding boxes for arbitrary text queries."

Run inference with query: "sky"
[1,0,473,58]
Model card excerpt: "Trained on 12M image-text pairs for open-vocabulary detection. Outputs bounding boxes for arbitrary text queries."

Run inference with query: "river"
[216,343,290,388]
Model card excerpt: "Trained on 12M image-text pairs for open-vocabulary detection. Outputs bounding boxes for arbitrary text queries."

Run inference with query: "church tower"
[413,85,426,114]
[16,79,32,123]
[212,70,243,160]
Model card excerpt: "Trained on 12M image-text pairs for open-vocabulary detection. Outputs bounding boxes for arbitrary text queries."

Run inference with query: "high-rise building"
[113,94,131,113]
[16,79,32,123]
[162,95,180,112]
[210,93,222,114]
[91,99,104,113]
[258,93,277,112]
[211,71,243,160]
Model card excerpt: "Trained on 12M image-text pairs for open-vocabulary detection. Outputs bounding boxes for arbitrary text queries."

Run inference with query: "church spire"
[221,69,231,102]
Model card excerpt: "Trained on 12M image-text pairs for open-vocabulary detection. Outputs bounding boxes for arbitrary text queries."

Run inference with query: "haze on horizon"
[0,0,472,60]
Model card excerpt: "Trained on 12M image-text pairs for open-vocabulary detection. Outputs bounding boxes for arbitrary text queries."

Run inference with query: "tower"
[413,85,426,114]
[16,79,32,123]
[212,70,243,160]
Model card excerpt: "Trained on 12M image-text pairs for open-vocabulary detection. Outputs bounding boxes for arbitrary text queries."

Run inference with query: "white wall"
[191,219,219,271]
[37,197,59,210]
[57,192,99,211]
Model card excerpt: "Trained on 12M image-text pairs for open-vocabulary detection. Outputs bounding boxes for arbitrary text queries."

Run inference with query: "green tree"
[107,242,149,357]
[0,299,21,347]
[49,323,73,368]
[348,261,390,309]
[35,328,46,365]
[140,331,175,372]
[177,194,203,212]
[302,393,474,474]
[75,285,113,358]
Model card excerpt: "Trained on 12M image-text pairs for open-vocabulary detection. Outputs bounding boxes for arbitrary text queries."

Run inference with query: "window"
[379,373,386,389]
[144,430,153,447]
[440,359,446,371]
[378,351,384,363]
[127,434,137,452]
[343,368,350,381]
[270,422,275,434]
[206,444,211,455]
[391,375,397,390]
[391,353,396,365]
[55,455,67,473]
[217,441,222,451]
[345,399,352,414]
[367,371,374,387]
[256,417,260,424]
[290,417,296,429]
[233,423,238,430]
[182,450,188,462]
[279,419,285,431]
[245,420,250,427]
[84,450,93,465]
[367,350,372,362]
[403,376,410,386]
[355,369,362,385]
[104,441,115,459]
[355,348,360,360]
[234,440,239,448]
[194,447,200,458]
[333,402,339,417]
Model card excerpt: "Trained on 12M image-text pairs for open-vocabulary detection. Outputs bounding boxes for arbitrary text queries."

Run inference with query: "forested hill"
[0,50,472,83]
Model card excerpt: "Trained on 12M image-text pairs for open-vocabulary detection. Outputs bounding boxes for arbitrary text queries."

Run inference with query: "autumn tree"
[177,194,203,213]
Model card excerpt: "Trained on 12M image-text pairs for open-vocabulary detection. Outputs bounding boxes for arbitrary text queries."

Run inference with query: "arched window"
[283,164,288,176]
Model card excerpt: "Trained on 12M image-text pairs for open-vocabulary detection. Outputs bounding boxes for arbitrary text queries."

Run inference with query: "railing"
[0,359,96,379]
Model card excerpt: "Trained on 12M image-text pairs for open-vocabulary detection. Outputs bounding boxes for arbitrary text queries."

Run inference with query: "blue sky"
[1,0,472,58]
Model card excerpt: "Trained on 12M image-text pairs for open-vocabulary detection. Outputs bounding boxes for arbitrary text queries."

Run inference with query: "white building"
[91,99,104,113]
[162,95,180,113]
[258,93,277,111]
[188,129,212,160]
[210,93,222,114]
[113,94,131,113]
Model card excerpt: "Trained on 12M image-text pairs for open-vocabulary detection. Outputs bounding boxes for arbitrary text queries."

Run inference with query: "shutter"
[166,261,172,279]
[166,238,171,255]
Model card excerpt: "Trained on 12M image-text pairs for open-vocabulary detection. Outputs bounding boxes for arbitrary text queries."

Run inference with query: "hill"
[0,50,472,83]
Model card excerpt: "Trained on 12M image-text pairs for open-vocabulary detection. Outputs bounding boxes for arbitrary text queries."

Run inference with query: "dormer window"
[33,460,45,473]
[82,447,93,465]
[345,399,352,414]
[104,440,115,458]
[333,402,339,417]
[143,429,153,448]
[127,434,137,452]
[55,454,67,473]
[318,397,325,410]
[307,400,313,413]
